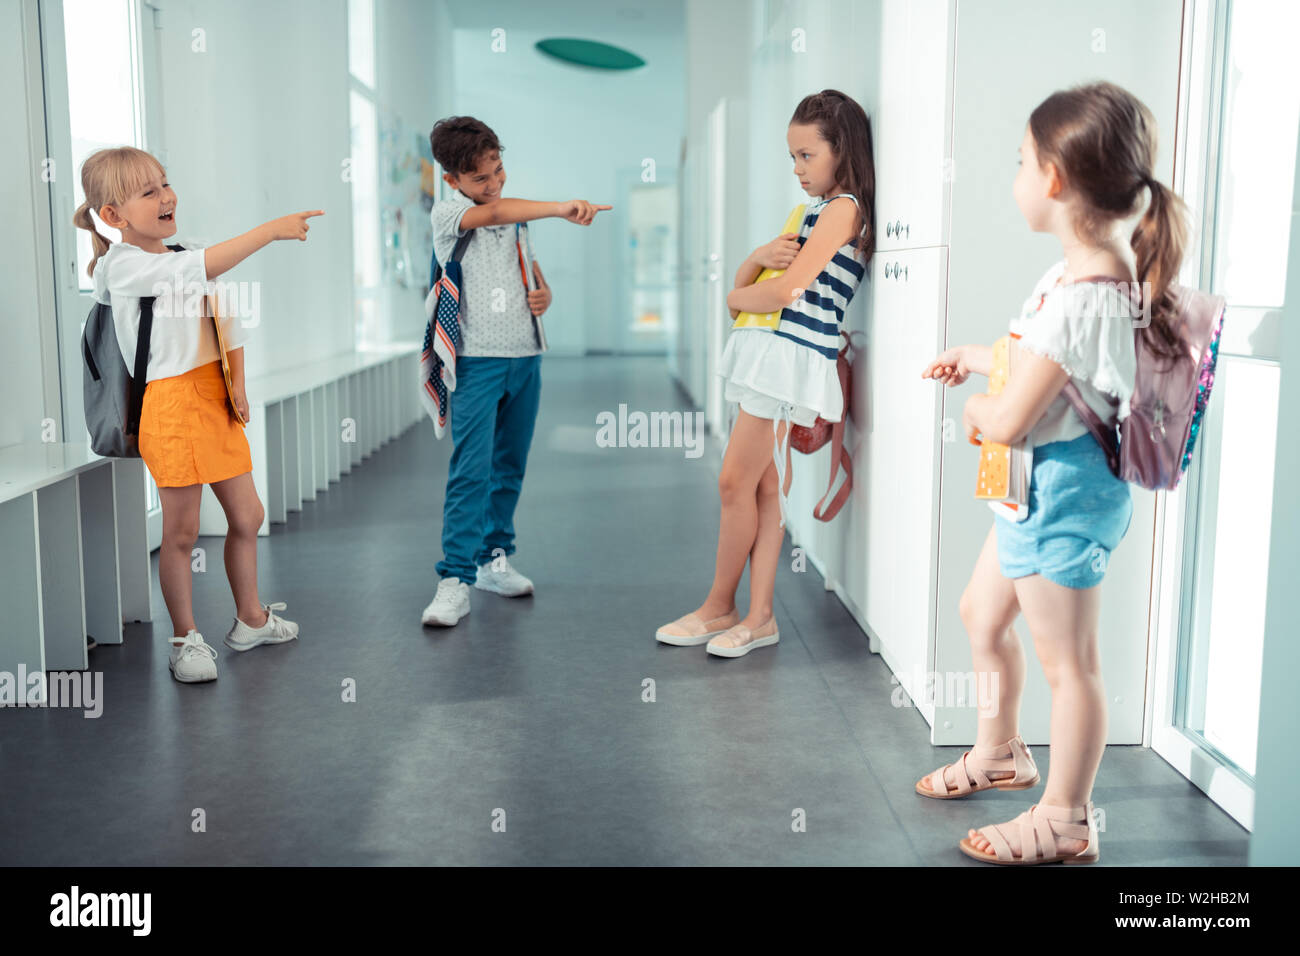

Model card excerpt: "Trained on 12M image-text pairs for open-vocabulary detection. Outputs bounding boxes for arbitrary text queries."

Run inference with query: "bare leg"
[157,484,203,640]
[918,523,1026,794]
[966,573,1103,858]
[209,471,268,627]
[741,459,786,629]
[692,410,791,620]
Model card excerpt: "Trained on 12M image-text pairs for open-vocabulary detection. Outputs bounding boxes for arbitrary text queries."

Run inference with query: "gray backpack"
[81,243,182,457]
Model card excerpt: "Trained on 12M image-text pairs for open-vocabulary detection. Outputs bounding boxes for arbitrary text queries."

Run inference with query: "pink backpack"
[1060,277,1226,491]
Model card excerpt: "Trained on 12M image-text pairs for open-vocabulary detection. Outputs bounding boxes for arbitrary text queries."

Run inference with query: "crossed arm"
[726,197,859,317]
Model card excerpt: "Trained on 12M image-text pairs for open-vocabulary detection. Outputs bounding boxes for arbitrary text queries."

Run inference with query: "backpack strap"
[430,230,474,289]
[126,296,154,436]
[1053,274,1136,477]
[1060,380,1120,476]
[813,343,853,521]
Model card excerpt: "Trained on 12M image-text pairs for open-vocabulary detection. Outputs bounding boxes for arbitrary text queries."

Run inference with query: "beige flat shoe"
[706,618,779,658]
[656,609,740,646]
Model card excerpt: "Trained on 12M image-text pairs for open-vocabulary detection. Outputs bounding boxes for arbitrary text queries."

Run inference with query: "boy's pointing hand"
[559,200,612,226]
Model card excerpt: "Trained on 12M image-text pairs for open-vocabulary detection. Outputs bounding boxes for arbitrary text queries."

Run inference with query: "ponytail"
[1028,82,1190,362]
[73,200,111,278]
[1131,177,1189,361]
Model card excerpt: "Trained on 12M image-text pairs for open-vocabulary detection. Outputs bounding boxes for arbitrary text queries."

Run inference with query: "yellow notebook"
[975,334,1029,515]
[732,204,806,330]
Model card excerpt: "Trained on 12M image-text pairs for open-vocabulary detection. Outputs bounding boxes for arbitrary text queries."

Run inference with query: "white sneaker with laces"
[474,557,534,597]
[224,601,300,652]
[422,577,470,626]
[169,630,218,683]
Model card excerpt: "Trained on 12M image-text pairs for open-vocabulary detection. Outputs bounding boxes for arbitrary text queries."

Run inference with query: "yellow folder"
[975,333,1030,517]
[205,293,247,427]
[732,204,807,330]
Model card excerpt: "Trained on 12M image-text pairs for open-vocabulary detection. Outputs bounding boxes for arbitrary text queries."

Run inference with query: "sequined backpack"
[1060,278,1226,491]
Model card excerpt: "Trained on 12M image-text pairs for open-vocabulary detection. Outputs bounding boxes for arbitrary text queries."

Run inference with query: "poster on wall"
[379,107,435,291]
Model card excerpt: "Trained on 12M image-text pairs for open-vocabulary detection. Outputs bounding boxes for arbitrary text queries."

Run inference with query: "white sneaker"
[475,557,534,597]
[169,630,218,683]
[422,577,470,626]
[224,601,300,652]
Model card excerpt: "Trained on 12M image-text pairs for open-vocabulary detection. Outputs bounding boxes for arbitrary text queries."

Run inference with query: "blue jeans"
[436,354,542,584]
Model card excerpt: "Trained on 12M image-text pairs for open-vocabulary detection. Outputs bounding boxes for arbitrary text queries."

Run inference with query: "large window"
[1179,0,1297,780]
[1154,0,1299,828]
[348,0,381,348]
[62,0,144,291]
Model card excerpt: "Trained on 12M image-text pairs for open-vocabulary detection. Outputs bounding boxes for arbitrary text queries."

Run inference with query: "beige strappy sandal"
[915,735,1039,799]
[959,801,1100,865]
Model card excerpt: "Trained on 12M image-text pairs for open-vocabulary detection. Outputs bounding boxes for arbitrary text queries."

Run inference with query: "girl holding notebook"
[919,83,1190,864]
[656,90,875,658]
[76,146,321,684]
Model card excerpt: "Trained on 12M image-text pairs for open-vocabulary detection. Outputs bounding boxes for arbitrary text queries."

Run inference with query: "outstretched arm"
[459,198,611,230]
[204,211,324,280]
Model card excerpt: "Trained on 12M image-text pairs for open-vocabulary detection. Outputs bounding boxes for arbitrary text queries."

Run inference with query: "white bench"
[0,444,152,694]
[198,343,424,536]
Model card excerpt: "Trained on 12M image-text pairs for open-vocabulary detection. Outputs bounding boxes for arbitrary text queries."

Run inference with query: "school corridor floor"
[0,356,1250,866]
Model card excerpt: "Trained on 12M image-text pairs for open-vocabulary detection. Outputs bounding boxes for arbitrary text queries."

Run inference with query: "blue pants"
[436,355,542,584]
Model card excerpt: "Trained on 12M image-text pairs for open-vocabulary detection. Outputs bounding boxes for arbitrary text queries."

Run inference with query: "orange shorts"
[138,360,252,488]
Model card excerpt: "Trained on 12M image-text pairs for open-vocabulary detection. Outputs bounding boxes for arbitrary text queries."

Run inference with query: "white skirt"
[717,327,842,424]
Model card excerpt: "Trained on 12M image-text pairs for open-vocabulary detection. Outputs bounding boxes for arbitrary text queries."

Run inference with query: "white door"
[40,0,165,550]
[874,0,954,252]
[860,247,946,723]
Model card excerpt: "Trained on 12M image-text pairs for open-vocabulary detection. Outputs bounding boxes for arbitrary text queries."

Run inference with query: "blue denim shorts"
[994,433,1133,589]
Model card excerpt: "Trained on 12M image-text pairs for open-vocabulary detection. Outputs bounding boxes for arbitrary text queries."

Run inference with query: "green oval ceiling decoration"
[535,38,645,70]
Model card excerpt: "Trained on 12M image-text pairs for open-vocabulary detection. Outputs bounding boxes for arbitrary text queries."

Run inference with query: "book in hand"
[974,334,1031,521]
[206,293,247,427]
[732,204,807,330]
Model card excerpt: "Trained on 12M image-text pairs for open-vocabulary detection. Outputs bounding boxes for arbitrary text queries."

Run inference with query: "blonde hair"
[72,146,168,278]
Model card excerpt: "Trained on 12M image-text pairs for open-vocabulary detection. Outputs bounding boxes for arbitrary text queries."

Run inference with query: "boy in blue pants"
[421,116,609,626]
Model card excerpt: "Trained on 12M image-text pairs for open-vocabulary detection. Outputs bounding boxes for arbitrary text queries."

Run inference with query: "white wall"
[1,1,59,449]
[447,0,686,355]
[374,0,455,346]
[678,0,755,407]
[151,0,356,379]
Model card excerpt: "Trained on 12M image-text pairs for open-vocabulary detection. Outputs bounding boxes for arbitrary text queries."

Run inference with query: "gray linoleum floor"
[0,356,1249,866]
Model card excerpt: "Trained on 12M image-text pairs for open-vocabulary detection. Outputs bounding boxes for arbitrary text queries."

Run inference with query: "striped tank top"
[773,193,867,359]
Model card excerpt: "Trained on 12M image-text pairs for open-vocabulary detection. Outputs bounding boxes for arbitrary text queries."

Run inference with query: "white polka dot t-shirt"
[430,190,544,357]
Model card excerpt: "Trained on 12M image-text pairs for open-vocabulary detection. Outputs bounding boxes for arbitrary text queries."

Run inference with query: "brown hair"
[429,116,504,178]
[73,146,168,278]
[1029,81,1188,359]
[789,89,876,261]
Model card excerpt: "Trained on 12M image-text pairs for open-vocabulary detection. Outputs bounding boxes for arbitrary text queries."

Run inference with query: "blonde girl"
[919,82,1189,863]
[656,90,875,658]
[76,146,322,683]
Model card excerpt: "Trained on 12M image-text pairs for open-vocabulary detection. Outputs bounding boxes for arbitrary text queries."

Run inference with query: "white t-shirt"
[91,240,249,383]
[430,190,543,357]
[1009,259,1138,448]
